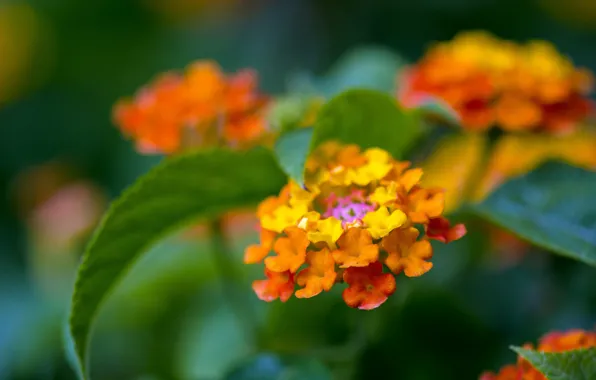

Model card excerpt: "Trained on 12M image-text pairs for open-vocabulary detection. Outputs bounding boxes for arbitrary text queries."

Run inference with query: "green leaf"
[267,95,319,134]
[68,148,287,379]
[177,300,254,380]
[289,46,407,97]
[273,127,313,185]
[511,346,596,380]
[408,94,461,125]
[472,162,596,267]
[311,88,422,159]
[224,354,332,380]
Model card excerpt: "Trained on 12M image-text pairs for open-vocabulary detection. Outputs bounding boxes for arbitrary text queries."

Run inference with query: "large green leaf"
[472,162,596,267]
[310,88,422,159]
[68,148,287,379]
[273,127,313,185]
[512,346,596,380]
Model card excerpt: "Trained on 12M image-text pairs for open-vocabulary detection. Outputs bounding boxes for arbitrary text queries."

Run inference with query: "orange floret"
[264,227,309,273]
[244,228,276,264]
[246,142,466,309]
[537,329,596,352]
[406,187,445,223]
[113,60,270,154]
[479,365,522,380]
[400,31,593,133]
[382,227,433,277]
[425,216,467,244]
[295,247,337,298]
[342,262,396,310]
[332,228,379,268]
[252,269,294,302]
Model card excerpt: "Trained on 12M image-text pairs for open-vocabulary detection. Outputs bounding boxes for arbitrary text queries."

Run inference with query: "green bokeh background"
[1,0,595,379]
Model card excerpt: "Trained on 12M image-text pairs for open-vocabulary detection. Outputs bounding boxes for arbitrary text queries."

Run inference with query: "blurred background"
[1,0,596,379]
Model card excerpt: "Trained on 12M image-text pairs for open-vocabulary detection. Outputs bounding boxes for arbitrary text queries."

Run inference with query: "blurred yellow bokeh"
[142,0,244,22]
[539,0,596,29]
[0,3,54,104]
[421,133,486,213]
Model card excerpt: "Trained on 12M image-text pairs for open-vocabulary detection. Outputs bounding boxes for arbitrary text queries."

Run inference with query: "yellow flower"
[261,204,308,233]
[307,217,343,249]
[351,148,393,186]
[297,211,320,230]
[363,207,407,239]
[369,182,398,205]
[289,181,318,207]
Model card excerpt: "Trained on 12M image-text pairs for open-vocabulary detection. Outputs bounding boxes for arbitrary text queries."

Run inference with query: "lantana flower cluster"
[113,60,269,154]
[245,142,466,310]
[399,31,594,133]
[480,329,596,380]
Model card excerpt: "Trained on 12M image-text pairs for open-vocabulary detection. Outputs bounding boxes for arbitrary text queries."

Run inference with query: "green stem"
[207,217,257,346]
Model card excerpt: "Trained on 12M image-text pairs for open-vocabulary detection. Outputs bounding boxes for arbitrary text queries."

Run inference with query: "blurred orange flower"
[12,161,106,252]
[399,31,594,134]
[480,329,596,380]
[409,34,596,268]
[113,61,270,154]
[245,142,465,309]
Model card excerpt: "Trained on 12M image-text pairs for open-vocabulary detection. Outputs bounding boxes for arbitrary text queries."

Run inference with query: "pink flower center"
[323,192,375,226]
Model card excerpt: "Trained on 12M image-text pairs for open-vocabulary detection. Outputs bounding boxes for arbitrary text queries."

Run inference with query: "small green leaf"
[68,148,287,379]
[267,95,320,134]
[472,162,596,267]
[274,127,313,185]
[511,346,596,380]
[288,46,407,97]
[409,94,461,125]
[311,88,422,159]
[224,354,332,380]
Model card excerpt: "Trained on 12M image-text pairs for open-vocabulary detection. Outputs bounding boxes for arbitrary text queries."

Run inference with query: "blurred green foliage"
[1,0,596,379]
[473,162,596,267]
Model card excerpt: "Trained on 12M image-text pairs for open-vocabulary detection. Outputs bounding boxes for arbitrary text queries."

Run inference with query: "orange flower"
[113,60,270,154]
[264,227,309,273]
[406,187,445,223]
[405,33,596,268]
[244,228,276,264]
[495,93,542,131]
[537,329,596,352]
[479,329,596,380]
[382,228,433,277]
[243,195,287,264]
[342,262,396,310]
[488,226,530,268]
[479,365,521,380]
[295,248,337,298]
[400,31,594,133]
[246,143,465,309]
[252,269,294,302]
[332,228,379,268]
